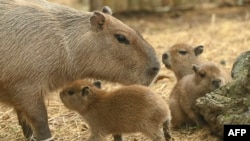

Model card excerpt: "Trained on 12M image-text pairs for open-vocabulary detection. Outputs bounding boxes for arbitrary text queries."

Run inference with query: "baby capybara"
[162,44,204,80]
[60,80,171,141]
[169,62,226,128]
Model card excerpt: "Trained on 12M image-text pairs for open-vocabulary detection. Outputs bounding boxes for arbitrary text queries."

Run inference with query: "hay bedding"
[0,5,249,141]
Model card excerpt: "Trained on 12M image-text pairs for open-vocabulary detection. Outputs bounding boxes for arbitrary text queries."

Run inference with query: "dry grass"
[0,2,249,141]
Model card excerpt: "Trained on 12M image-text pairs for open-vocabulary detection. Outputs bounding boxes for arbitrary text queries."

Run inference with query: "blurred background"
[48,0,250,12]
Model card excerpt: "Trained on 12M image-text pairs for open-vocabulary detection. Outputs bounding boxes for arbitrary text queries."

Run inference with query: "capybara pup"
[60,80,172,141]
[0,0,160,140]
[170,62,225,128]
[162,44,204,80]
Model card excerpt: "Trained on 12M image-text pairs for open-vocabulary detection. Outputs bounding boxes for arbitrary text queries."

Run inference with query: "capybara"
[60,80,171,141]
[0,0,160,140]
[169,62,226,128]
[162,44,204,80]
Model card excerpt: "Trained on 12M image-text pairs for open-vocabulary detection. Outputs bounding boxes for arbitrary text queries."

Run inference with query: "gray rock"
[195,51,250,138]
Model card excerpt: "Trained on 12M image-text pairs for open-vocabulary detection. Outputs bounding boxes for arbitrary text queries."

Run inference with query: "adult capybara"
[169,62,226,128]
[0,0,160,140]
[162,44,204,80]
[60,80,171,141]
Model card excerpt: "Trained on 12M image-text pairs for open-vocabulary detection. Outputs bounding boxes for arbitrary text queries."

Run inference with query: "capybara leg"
[152,136,165,141]
[87,133,105,141]
[23,96,53,141]
[170,100,186,128]
[145,128,165,141]
[113,134,122,141]
[163,120,171,141]
[15,109,33,139]
[186,109,206,127]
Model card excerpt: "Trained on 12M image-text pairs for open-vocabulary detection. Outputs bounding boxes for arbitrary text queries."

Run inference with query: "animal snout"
[148,61,160,77]
[212,79,221,89]
[151,66,160,74]
[162,53,168,60]
[162,53,171,69]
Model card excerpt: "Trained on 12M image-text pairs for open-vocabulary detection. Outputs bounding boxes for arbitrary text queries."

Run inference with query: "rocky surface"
[195,51,250,138]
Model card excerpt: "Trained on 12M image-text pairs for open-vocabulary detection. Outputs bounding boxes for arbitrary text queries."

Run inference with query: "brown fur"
[169,62,226,128]
[162,44,231,128]
[162,44,204,80]
[162,43,231,82]
[0,0,160,140]
[60,80,171,141]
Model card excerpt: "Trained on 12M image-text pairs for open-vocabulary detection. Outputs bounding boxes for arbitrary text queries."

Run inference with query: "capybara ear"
[194,45,204,56]
[81,86,90,96]
[192,64,206,78]
[192,64,199,73]
[93,80,101,89]
[90,11,106,30]
[102,6,112,15]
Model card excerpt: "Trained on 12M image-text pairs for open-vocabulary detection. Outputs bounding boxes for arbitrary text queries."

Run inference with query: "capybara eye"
[93,80,101,89]
[178,50,187,55]
[114,34,130,45]
[67,90,75,95]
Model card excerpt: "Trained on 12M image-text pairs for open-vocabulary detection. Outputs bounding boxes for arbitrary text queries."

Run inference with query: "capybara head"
[0,2,158,140]
[60,80,101,111]
[162,44,203,80]
[73,7,160,86]
[192,63,223,91]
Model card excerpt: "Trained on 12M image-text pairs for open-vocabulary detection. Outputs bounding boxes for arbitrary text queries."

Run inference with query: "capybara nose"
[162,53,171,69]
[152,67,159,73]
[148,63,160,76]
[162,53,168,60]
[212,79,221,89]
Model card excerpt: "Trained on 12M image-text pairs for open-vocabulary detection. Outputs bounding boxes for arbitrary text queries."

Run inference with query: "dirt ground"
[0,2,249,141]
